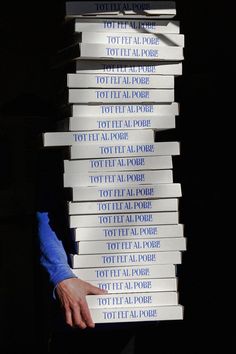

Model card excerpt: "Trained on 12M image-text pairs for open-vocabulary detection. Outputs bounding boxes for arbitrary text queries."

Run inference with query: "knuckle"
[77,298,85,307]
[71,301,79,308]
[64,303,70,310]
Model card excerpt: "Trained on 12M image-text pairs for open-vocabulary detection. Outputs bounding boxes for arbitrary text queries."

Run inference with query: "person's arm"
[37,210,106,329]
[36,149,106,328]
[37,211,77,287]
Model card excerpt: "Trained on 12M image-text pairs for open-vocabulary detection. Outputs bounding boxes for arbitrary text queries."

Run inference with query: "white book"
[64,170,173,187]
[68,198,178,215]
[86,291,178,308]
[64,156,173,173]
[72,264,176,280]
[79,32,184,47]
[75,61,182,75]
[65,115,176,131]
[73,224,184,241]
[69,211,179,227]
[43,129,154,147]
[77,43,184,61]
[71,250,181,268]
[90,277,177,293]
[68,88,174,103]
[70,102,179,117]
[74,19,180,34]
[72,183,182,201]
[67,74,175,88]
[70,141,180,159]
[66,2,177,18]
[76,237,186,254]
[90,305,183,324]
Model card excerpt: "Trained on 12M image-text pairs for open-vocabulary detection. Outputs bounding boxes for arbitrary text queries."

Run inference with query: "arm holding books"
[35,147,106,329]
[36,211,106,329]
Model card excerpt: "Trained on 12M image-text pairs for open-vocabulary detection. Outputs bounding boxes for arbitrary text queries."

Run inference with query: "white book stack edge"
[76,43,184,61]
[75,61,182,75]
[72,264,176,280]
[74,19,180,34]
[60,115,176,131]
[89,277,178,293]
[64,156,173,172]
[69,141,180,159]
[43,129,154,147]
[63,169,173,187]
[69,102,179,117]
[89,305,183,323]
[76,237,186,254]
[73,224,184,241]
[77,32,184,47]
[65,1,177,19]
[71,250,182,268]
[69,211,179,228]
[86,291,178,308]
[68,88,175,103]
[71,183,182,201]
[86,292,181,329]
[68,198,179,215]
[67,74,175,88]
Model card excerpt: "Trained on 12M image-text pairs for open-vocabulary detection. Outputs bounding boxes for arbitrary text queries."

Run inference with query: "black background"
[0,1,233,353]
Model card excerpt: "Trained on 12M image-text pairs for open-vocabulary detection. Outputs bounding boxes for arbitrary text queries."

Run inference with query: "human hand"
[55,278,107,329]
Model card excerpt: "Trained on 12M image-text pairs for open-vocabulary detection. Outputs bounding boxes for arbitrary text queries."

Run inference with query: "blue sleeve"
[35,148,78,296]
[36,211,77,289]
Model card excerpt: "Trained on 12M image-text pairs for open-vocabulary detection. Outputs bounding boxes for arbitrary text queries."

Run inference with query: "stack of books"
[42,1,186,324]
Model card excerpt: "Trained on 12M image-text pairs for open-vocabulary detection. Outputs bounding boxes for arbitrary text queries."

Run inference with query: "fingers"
[71,303,87,329]
[64,301,94,329]
[79,299,95,328]
[57,278,106,329]
[65,305,73,327]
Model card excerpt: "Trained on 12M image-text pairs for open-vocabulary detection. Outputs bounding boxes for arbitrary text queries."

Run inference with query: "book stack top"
[65,1,177,18]
[56,1,184,63]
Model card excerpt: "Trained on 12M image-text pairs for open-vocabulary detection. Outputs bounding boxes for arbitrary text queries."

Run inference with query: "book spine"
[70,141,180,159]
[63,170,173,187]
[75,19,180,34]
[81,32,184,47]
[43,129,154,147]
[72,250,182,268]
[64,156,173,172]
[73,224,184,241]
[68,88,175,103]
[68,198,178,215]
[71,102,179,117]
[67,115,175,131]
[72,183,182,202]
[89,277,177,293]
[79,43,184,61]
[75,61,182,75]
[66,2,177,17]
[90,305,183,324]
[86,291,178,308]
[72,183,182,201]
[69,211,179,228]
[76,237,186,254]
[72,264,176,280]
[67,74,175,88]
